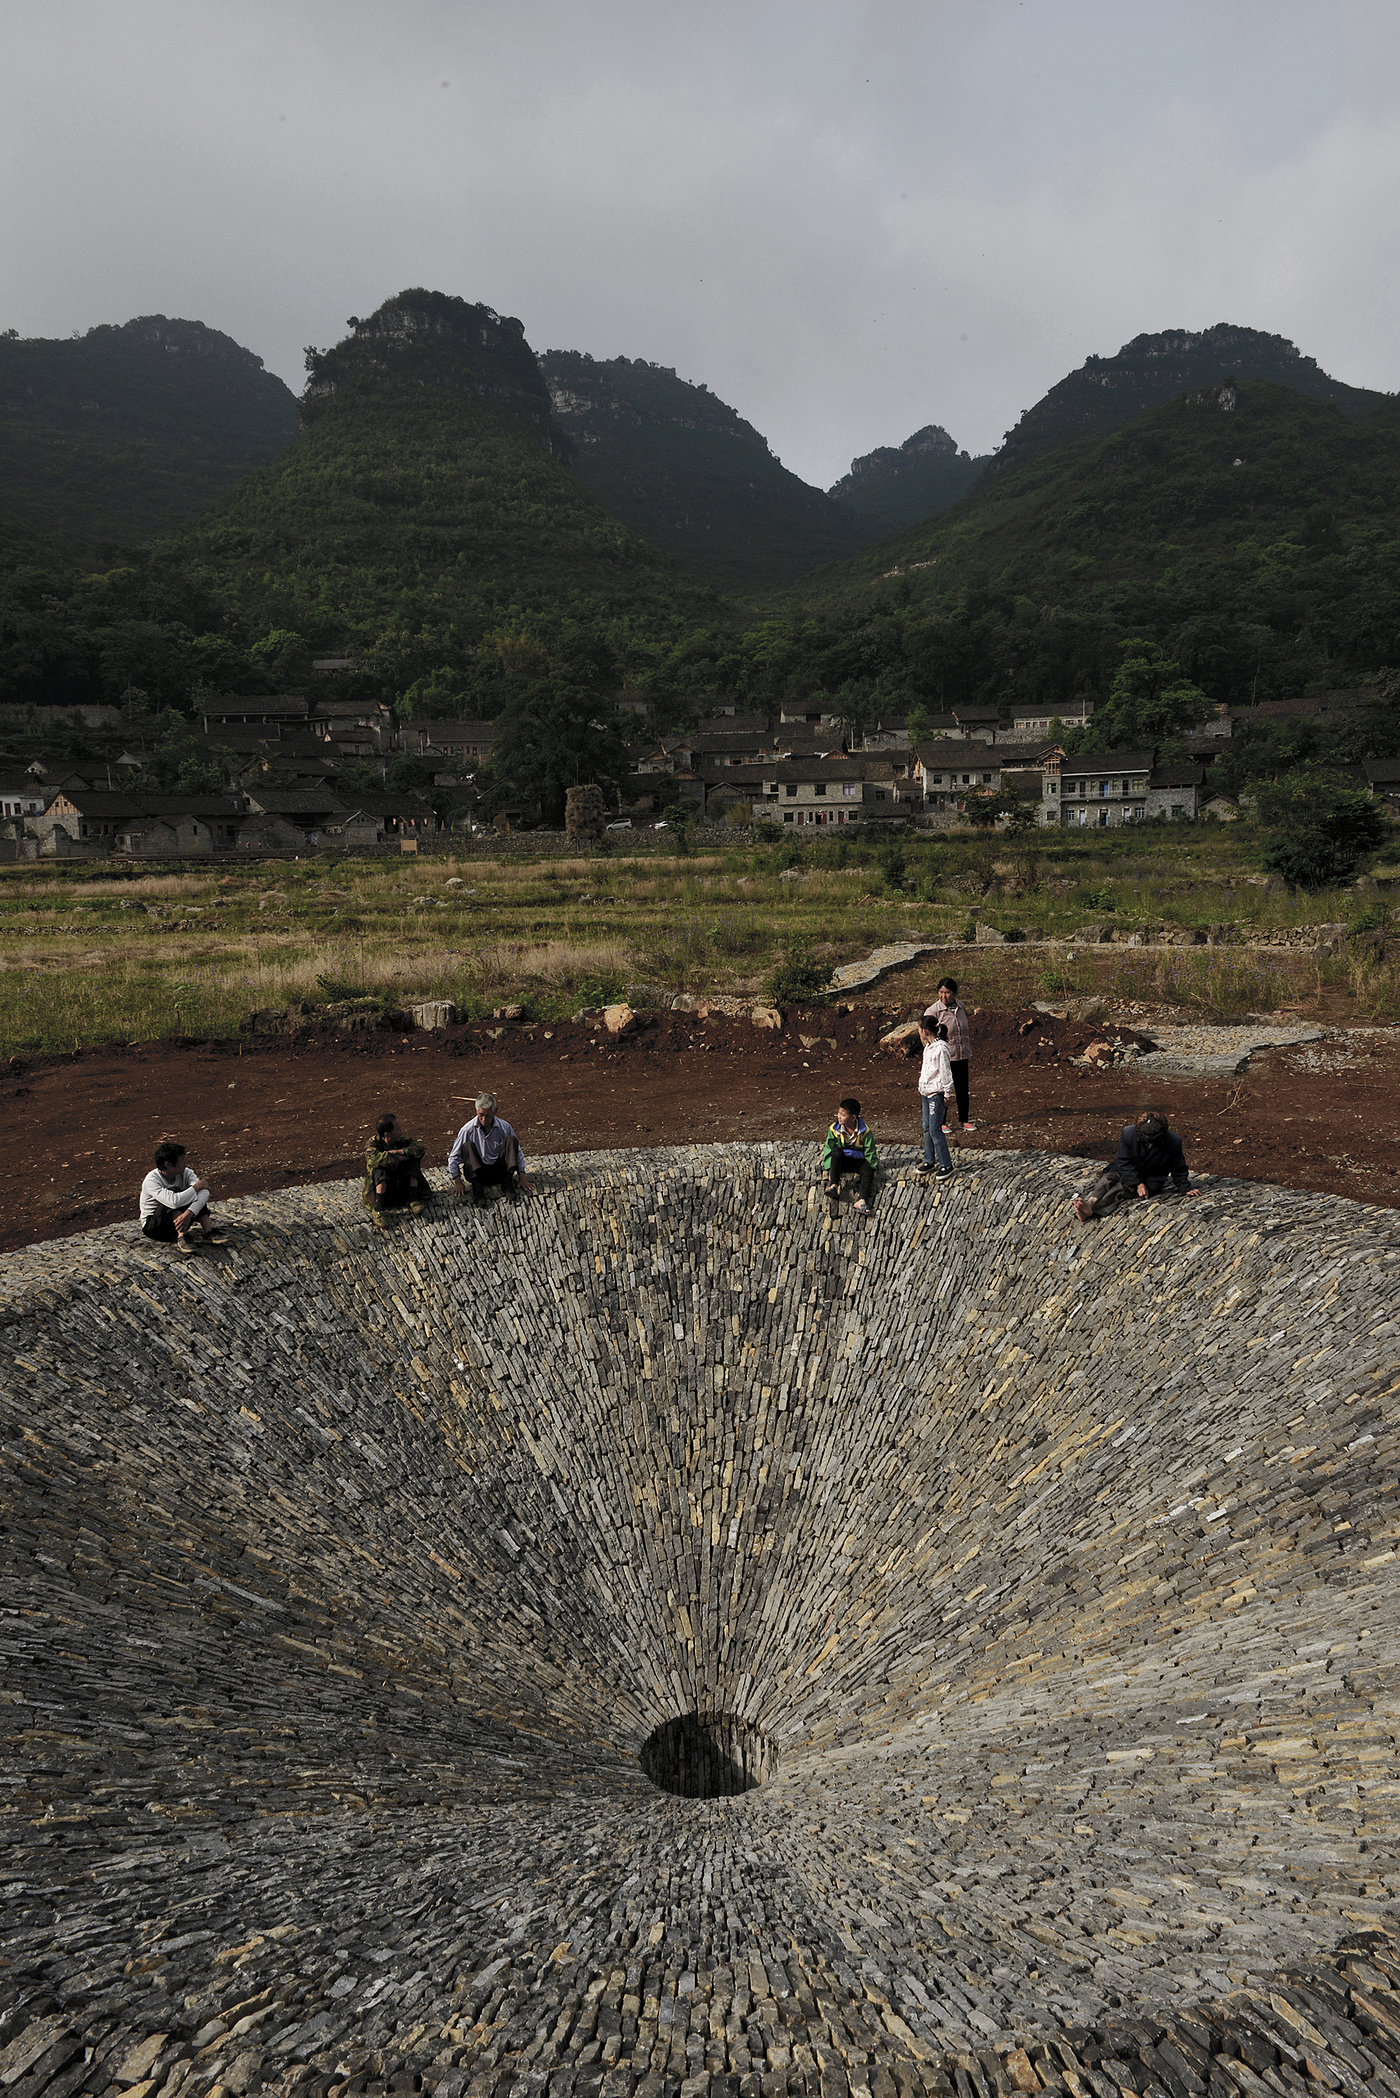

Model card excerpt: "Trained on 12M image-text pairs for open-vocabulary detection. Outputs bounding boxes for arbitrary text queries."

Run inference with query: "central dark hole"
[640,1712,776,1798]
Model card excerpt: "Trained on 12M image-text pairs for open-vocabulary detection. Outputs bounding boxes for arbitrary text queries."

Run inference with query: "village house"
[241,788,348,846]
[323,794,440,851]
[631,725,836,786]
[912,740,1056,817]
[1364,759,1400,820]
[308,697,394,753]
[1145,763,1208,820]
[1042,750,1152,826]
[0,779,48,820]
[1041,752,1207,826]
[1011,701,1095,735]
[30,790,249,855]
[398,719,496,763]
[860,716,910,751]
[720,755,900,826]
[777,702,844,729]
[202,697,310,735]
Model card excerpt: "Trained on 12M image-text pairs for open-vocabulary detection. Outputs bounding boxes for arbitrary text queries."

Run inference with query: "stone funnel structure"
[2,1147,1398,2098]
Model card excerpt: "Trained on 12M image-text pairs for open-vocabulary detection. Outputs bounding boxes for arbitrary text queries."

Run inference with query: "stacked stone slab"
[2,1150,1398,2098]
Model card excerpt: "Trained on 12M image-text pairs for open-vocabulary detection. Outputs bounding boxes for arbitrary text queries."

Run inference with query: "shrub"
[1255,770,1387,889]
[766,943,835,1005]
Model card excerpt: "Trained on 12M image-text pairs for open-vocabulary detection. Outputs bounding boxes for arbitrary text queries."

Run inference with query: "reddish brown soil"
[5,1002,1399,1256]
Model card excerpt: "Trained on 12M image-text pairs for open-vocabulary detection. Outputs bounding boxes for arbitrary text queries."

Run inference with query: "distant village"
[2,665,1397,859]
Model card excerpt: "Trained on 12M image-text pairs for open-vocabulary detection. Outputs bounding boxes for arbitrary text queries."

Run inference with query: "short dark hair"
[375,1112,397,1138]
[153,1141,185,1170]
[839,1097,860,1117]
[1136,1111,1168,1142]
[937,976,958,997]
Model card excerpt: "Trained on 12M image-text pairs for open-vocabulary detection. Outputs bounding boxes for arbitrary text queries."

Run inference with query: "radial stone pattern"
[3,1147,1400,2098]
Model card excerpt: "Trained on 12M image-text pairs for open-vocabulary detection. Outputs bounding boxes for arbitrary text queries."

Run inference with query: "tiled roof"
[1058,748,1155,773]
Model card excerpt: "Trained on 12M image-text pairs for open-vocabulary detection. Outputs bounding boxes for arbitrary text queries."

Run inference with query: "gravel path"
[1135,1019,1326,1077]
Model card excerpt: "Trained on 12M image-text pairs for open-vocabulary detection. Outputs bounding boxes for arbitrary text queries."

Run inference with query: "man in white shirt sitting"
[139,1142,224,1251]
[447,1092,535,1209]
[913,1018,955,1181]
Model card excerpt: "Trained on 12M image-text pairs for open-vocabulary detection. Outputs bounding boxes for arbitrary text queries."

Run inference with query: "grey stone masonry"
[1,1149,1398,2098]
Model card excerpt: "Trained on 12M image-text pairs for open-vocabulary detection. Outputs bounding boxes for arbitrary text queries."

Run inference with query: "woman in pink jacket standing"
[927,977,975,1132]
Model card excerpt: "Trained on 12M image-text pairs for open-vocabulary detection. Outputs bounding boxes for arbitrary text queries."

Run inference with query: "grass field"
[0,827,1393,1057]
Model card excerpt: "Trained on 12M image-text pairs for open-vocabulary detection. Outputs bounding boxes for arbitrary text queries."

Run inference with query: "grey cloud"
[3,0,1398,491]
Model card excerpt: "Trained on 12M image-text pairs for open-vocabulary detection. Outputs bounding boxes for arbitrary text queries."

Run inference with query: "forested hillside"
[0,316,297,549]
[539,350,871,588]
[0,293,712,722]
[987,322,1390,483]
[828,424,989,530]
[3,298,1398,797]
[686,380,1391,731]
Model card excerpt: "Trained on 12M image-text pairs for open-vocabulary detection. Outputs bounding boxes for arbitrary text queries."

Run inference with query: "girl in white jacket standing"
[914,1017,954,1179]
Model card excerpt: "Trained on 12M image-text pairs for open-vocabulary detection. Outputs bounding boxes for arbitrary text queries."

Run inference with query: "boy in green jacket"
[821,1097,879,1214]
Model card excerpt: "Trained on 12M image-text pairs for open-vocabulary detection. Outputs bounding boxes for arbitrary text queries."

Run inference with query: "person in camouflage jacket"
[363,1112,429,1225]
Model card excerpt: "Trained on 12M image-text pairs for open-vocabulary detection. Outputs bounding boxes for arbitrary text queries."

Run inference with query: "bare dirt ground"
[6,990,1399,1254]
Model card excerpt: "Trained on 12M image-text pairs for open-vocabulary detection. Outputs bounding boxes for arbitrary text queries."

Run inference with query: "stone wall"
[1,1149,1398,2098]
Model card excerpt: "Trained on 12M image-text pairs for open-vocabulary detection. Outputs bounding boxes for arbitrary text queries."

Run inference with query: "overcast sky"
[5,0,1400,488]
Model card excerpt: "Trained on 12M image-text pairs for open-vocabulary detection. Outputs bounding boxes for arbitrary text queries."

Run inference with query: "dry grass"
[0,836,1388,1054]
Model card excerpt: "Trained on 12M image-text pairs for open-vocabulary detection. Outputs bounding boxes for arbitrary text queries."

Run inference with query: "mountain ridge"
[986,321,1390,483]
[828,422,989,530]
[538,348,873,588]
[0,315,298,548]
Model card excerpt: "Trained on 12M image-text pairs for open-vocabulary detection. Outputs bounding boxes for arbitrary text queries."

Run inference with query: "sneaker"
[409,1200,425,1216]
[962,1122,978,1133]
[176,1230,200,1253]
[369,1209,388,1232]
[934,1165,953,1179]
[913,1162,934,1179]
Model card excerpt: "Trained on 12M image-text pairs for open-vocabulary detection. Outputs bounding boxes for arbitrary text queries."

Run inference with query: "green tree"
[1081,638,1213,751]
[1254,767,1387,888]
[486,677,628,825]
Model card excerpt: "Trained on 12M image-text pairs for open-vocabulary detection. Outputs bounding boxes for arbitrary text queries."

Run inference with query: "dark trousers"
[827,1153,875,1201]
[1081,1167,1177,1217]
[468,1139,521,1199]
[950,1059,970,1125]
[372,1161,427,1211]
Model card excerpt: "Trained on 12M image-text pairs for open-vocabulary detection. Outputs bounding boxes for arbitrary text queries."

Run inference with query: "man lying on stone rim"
[1073,1109,1201,1223]
[448,1092,535,1209]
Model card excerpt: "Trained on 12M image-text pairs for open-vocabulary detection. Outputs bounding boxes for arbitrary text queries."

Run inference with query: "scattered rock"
[409,999,456,1030]
[603,1003,637,1036]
